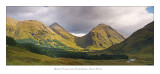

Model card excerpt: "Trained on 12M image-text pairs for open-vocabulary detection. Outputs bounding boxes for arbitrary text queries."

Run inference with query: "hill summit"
[49,22,72,36]
[75,23,126,50]
[49,22,65,32]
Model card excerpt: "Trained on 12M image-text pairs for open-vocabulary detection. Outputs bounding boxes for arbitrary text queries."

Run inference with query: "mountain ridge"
[7,16,126,50]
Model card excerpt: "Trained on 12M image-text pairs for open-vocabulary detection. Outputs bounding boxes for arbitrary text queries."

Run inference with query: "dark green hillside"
[6,36,17,45]
[6,36,82,65]
[6,45,139,65]
[101,21,154,57]
[7,46,83,65]
[6,36,150,65]
[6,36,129,65]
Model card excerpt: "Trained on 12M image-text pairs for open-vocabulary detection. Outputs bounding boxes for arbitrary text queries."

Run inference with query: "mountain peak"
[50,22,62,27]
[49,22,65,30]
[97,23,109,27]
[51,22,59,26]
[92,23,112,31]
[49,22,73,36]
[93,23,110,30]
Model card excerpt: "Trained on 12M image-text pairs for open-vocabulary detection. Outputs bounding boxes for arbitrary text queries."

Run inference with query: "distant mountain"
[75,23,126,50]
[6,17,82,49]
[102,21,154,56]
[6,17,126,50]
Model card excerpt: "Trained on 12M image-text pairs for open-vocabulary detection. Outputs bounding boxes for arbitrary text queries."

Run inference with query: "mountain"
[49,22,82,49]
[6,17,82,49]
[6,17,126,50]
[49,22,74,39]
[13,20,58,40]
[6,17,18,37]
[102,21,154,56]
[75,23,126,50]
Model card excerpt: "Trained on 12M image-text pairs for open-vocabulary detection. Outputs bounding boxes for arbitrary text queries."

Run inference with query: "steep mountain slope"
[12,20,67,48]
[6,17,126,50]
[76,23,126,50]
[6,17,18,37]
[13,20,58,40]
[49,22,75,40]
[102,21,154,56]
[49,23,82,49]
[6,17,82,49]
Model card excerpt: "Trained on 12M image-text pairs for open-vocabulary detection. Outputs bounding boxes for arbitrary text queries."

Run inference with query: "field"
[7,46,153,65]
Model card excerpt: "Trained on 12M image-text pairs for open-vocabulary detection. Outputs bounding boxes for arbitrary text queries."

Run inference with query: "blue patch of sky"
[146,6,154,13]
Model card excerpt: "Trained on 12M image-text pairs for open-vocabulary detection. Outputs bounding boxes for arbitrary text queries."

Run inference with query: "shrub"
[6,36,17,45]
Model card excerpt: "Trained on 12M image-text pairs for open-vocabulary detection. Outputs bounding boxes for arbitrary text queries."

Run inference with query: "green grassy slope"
[13,20,57,40]
[6,36,152,65]
[100,21,154,58]
[7,46,84,65]
[49,23,126,50]
[6,36,81,65]
[76,23,126,50]
[7,45,152,65]
[6,17,82,49]
[49,22,83,49]
[6,17,18,37]
[12,20,69,48]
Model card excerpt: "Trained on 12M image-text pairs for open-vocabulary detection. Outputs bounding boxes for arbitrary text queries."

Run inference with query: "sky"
[6,6,154,37]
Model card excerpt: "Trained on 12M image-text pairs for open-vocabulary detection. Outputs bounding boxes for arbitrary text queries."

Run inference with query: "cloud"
[71,33,86,37]
[6,6,153,37]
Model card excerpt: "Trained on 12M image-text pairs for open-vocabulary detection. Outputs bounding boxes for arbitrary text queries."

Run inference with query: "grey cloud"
[6,6,153,37]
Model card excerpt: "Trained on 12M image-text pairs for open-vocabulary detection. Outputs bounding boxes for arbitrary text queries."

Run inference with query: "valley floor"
[7,46,153,65]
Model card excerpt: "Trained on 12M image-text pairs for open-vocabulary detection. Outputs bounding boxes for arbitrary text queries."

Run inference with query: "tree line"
[6,36,128,60]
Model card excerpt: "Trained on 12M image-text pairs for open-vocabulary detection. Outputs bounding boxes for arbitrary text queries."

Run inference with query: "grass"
[7,45,153,65]
[7,46,83,65]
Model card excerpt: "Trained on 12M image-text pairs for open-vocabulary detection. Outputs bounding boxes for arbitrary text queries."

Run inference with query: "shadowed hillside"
[100,21,154,57]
